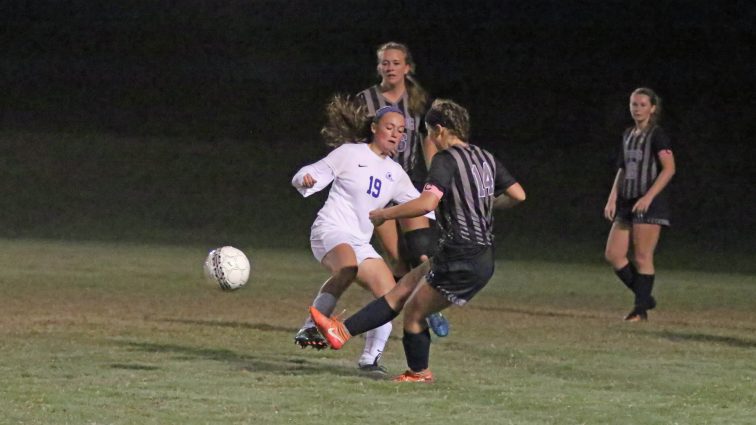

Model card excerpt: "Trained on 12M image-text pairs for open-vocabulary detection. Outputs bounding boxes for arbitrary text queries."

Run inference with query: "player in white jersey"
[292,96,432,375]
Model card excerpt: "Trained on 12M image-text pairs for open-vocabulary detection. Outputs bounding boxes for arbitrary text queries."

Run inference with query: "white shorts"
[310,227,381,265]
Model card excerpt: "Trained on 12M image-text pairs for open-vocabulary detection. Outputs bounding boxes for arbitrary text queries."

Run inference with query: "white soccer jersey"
[292,143,431,244]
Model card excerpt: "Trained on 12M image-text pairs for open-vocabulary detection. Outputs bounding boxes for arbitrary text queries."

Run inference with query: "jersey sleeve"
[291,146,350,197]
[493,156,518,197]
[651,127,672,154]
[425,151,456,195]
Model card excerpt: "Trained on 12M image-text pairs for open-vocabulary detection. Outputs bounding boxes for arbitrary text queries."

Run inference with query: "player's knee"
[403,227,439,267]
[604,245,626,266]
[633,252,654,269]
[327,265,358,291]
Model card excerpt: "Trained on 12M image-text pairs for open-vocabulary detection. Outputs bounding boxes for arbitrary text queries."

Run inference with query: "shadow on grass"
[160,318,405,344]
[643,330,756,349]
[160,318,293,333]
[119,340,384,379]
[471,305,608,320]
[110,363,160,370]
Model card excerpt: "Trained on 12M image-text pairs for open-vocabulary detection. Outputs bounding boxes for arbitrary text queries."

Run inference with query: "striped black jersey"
[356,85,427,188]
[617,125,672,199]
[425,144,517,248]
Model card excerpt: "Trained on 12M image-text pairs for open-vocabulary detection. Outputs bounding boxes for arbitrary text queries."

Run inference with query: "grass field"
[1,238,754,425]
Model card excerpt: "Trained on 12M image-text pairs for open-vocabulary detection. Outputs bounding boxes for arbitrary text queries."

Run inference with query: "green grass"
[1,239,754,424]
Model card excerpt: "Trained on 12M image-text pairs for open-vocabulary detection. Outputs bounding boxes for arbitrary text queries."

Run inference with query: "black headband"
[424,108,451,129]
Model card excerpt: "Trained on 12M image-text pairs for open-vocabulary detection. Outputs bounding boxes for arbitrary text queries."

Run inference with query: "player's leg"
[374,219,409,278]
[605,220,635,291]
[399,216,450,337]
[309,261,431,350]
[353,258,396,374]
[296,244,358,349]
[393,282,450,383]
[625,223,662,321]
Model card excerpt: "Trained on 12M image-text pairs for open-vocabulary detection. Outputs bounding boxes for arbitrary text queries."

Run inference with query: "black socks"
[344,296,399,336]
[403,328,432,372]
[614,262,638,292]
[634,273,655,309]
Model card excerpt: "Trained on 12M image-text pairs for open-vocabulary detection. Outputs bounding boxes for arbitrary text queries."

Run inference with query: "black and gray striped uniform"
[618,125,671,199]
[423,144,517,305]
[615,125,672,225]
[356,85,427,190]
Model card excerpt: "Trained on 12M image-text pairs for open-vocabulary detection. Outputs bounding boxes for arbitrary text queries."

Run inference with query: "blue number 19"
[367,176,382,198]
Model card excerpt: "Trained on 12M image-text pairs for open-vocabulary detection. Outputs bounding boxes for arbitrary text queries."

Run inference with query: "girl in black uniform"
[358,42,450,338]
[310,99,526,382]
[604,87,676,321]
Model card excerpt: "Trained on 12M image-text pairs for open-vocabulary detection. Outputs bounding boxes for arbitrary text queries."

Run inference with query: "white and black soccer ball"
[203,246,251,291]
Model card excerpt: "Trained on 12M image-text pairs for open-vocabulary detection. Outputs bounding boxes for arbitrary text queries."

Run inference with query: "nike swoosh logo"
[358,164,367,167]
[327,327,345,343]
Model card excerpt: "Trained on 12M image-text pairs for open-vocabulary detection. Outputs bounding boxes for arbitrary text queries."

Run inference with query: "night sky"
[2,1,754,249]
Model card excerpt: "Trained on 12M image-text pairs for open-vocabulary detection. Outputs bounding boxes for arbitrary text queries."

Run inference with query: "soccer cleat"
[294,326,328,350]
[426,312,449,337]
[624,307,648,322]
[358,357,388,376]
[392,369,434,383]
[309,306,351,350]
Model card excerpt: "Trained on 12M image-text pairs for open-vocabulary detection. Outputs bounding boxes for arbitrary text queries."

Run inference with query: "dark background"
[2,1,754,270]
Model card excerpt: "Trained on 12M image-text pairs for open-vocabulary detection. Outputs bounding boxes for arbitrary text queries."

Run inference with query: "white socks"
[358,321,392,366]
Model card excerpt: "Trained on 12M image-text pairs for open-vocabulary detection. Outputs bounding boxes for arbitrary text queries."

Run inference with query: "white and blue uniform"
[292,143,433,264]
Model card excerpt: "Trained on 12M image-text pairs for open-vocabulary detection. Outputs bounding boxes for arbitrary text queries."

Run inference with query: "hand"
[632,195,653,217]
[369,209,386,227]
[604,200,616,222]
[301,173,317,188]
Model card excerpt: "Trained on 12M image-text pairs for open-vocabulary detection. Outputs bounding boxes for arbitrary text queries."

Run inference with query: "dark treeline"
[2,1,754,258]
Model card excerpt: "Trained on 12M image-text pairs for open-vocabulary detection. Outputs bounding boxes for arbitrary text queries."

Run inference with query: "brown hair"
[425,99,471,142]
[320,94,372,147]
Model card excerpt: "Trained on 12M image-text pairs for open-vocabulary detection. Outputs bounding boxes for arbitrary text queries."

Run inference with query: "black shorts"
[615,195,670,227]
[426,244,494,306]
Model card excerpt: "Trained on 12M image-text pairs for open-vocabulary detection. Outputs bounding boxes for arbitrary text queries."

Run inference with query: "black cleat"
[294,326,328,350]
[358,357,388,376]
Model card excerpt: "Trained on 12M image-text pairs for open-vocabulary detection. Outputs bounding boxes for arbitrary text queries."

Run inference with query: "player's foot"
[358,357,388,376]
[426,312,449,337]
[392,369,434,383]
[294,326,328,350]
[309,306,350,350]
[624,306,648,322]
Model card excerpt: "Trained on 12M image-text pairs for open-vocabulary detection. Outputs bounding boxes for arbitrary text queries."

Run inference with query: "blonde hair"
[376,41,429,116]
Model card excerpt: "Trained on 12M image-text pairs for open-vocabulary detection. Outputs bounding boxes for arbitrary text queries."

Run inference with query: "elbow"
[509,184,527,203]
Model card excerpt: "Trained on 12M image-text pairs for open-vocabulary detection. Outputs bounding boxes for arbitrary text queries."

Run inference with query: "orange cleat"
[392,369,434,383]
[309,306,351,350]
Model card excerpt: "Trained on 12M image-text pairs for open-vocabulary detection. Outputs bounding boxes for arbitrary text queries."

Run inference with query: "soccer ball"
[203,246,251,291]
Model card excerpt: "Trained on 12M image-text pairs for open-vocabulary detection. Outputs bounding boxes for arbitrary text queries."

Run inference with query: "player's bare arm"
[604,169,624,221]
[369,191,439,227]
[493,182,526,210]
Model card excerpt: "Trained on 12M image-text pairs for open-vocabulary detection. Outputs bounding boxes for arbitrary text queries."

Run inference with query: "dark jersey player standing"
[310,99,526,383]
[357,42,449,338]
[604,87,676,322]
